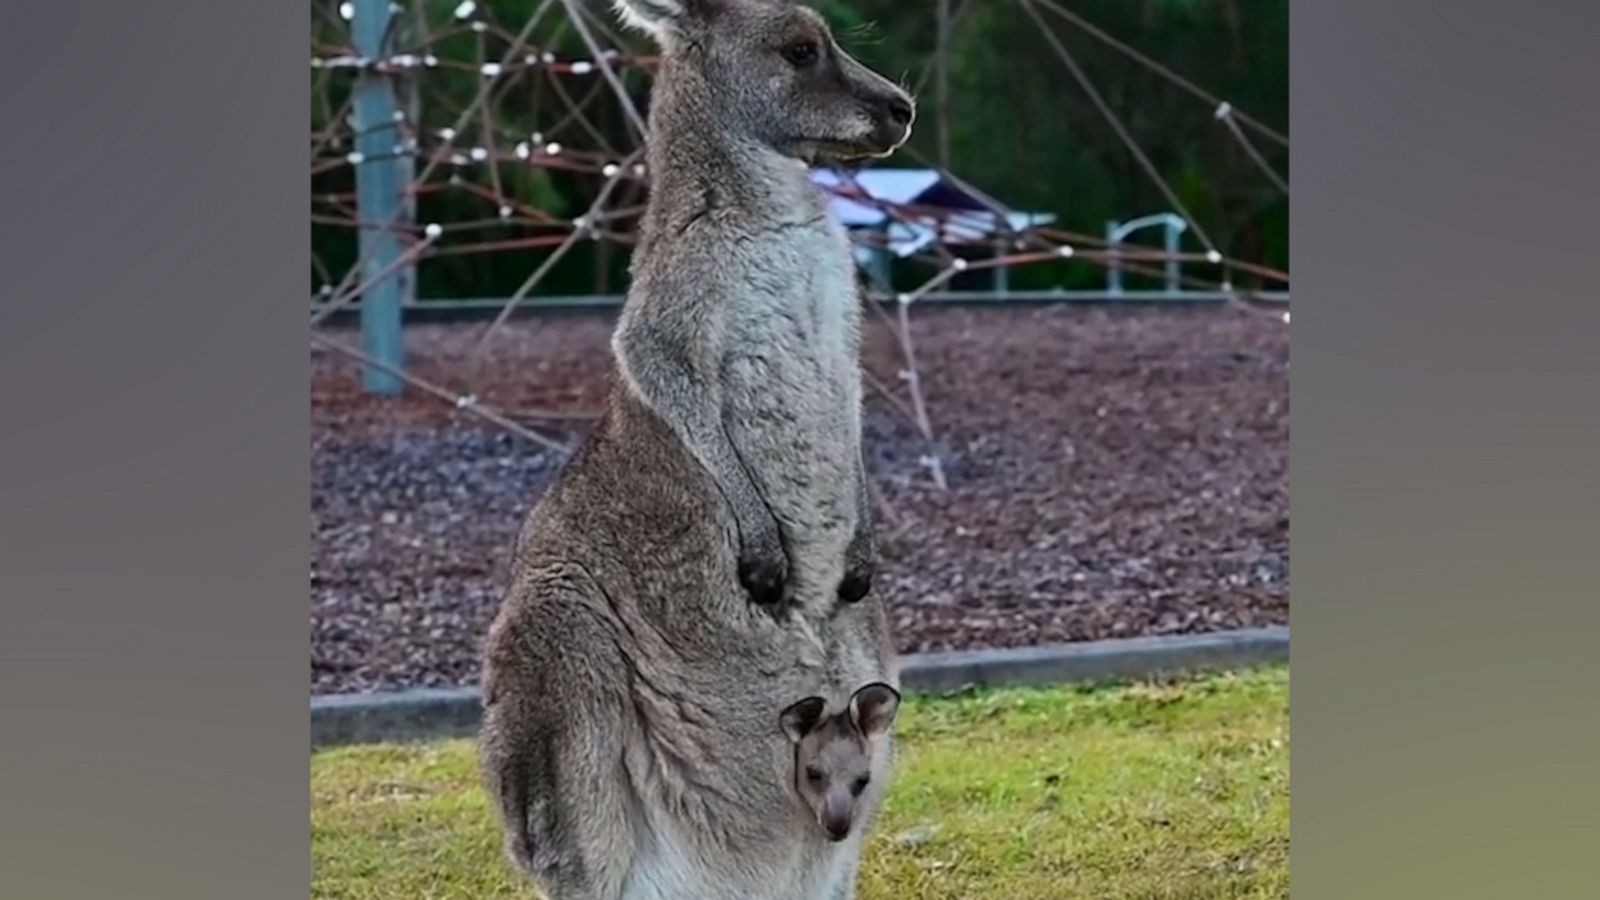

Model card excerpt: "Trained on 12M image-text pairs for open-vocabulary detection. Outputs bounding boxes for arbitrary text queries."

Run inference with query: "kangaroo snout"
[821,795,854,842]
[885,94,915,129]
[859,86,914,155]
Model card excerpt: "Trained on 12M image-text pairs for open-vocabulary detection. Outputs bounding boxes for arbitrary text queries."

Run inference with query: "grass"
[312,667,1288,899]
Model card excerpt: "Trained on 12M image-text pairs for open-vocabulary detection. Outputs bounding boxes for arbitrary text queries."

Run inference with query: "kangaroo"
[611,0,913,613]
[479,2,916,899]
[780,683,902,843]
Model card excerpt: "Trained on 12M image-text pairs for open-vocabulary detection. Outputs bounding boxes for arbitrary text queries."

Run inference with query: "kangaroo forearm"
[627,370,766,528]
[648,386,788,603]
[678,406,773,541]
[852,448,874,545]
[620,350,774,539]
[837,446,877,603]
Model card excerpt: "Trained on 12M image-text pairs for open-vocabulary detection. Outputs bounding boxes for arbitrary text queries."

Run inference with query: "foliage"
[820,0,1288,291]
[311,667,1289,898]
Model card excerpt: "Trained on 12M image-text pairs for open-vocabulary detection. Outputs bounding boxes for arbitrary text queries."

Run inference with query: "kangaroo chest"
[725,220,861,394]
[721,216,862,419]
[720,219,863,593]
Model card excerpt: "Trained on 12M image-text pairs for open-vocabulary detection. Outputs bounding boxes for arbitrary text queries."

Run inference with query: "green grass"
[312,667,1288,899]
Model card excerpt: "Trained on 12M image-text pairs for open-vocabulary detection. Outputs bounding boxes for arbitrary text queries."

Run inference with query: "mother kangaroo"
[478,2,916,898]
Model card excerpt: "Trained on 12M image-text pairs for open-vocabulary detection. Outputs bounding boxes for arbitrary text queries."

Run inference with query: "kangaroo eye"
[805,766,824,784]
[782,39,820,68]
[850,776,869,796]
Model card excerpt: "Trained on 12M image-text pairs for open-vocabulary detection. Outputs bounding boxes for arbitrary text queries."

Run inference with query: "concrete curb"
[896,626,1288,693]
[311,626,1287,749]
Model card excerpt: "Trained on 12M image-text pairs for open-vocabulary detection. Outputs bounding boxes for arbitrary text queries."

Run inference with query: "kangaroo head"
[614,0,915,160]
[779,682,901,842]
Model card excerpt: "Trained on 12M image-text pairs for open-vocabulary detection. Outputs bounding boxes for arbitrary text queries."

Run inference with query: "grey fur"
[480,2,915,898]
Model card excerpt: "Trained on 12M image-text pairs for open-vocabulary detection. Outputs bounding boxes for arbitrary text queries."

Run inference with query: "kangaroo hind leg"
[480,588,637,899]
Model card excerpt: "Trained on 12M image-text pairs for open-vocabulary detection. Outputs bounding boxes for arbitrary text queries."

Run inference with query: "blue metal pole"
[352,0,406,395]
[993,233,1009,299]
[864,223,893,293]
[1105,220,1122,297]
[1164,220,1181,294]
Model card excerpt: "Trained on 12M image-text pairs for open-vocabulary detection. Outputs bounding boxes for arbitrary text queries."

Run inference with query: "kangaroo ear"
[779,696,827,743]
[611,0,715,39]
[849,683,901,738]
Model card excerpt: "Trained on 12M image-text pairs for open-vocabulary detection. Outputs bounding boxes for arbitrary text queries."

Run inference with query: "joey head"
[779,682,901,842]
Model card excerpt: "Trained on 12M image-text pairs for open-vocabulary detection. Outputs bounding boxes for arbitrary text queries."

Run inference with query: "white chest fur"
[731,218,859,369]
[720,215,864,603]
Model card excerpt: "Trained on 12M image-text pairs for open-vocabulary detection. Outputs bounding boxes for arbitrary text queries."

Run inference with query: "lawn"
[312,667,1288,899]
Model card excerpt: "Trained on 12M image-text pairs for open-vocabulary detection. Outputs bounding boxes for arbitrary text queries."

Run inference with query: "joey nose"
[822,794,854,841]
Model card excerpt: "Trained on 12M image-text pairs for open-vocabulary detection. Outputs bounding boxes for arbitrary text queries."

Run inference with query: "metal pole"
[863,224,893,294]
[1164,219,1181,294]
[993,213,1010,298]
[1105,219,1122,297]
[352,0,407,394]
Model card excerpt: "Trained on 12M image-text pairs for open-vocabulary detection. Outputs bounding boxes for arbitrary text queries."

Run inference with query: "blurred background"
[309,0,1288,696]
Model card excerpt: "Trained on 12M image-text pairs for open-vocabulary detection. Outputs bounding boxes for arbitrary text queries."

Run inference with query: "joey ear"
[849,682,901,738]
[611,0,718,39]
[779,696,827,743]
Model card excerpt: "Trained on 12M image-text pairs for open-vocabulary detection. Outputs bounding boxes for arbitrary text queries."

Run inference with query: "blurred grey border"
[0,2,309,898]
[1293,1,1600,896]
[4,1,1600,898]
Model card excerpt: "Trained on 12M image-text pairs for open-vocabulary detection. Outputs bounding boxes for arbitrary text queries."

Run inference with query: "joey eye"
[805,766,824,784]
[782,39,821,68]
[850,776,869,796]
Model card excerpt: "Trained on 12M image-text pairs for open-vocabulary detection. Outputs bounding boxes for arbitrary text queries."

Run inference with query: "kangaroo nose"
[885,95,914,128]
